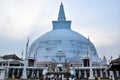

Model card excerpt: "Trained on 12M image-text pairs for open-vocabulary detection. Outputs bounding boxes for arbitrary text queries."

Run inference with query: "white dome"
[32,29,87,43]
[28,3,100,63]
[29,29,99,62]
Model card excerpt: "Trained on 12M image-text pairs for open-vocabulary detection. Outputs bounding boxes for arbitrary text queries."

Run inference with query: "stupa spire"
[52,3,71,30]
[58,3,66,21]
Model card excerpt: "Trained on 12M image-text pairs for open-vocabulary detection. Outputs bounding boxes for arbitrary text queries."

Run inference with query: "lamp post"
[88,55,94,79]
[87,38,95,80]
[21,60,27,79]
[21,38,29,79]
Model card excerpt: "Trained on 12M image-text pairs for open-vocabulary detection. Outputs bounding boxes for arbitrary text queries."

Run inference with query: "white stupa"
[28,3,100,64]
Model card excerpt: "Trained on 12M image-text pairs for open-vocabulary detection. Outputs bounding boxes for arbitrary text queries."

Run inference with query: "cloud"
[97,37,120,59]
[0,0,55,40]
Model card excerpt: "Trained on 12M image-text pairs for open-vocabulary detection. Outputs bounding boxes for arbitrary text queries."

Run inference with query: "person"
[97,76,101,80]
[12,74,15,80]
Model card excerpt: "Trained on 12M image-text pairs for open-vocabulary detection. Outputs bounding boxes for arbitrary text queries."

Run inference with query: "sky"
[0,0,120,61]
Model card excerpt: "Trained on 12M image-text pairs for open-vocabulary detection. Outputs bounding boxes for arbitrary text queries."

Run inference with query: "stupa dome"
[28,3,100,63]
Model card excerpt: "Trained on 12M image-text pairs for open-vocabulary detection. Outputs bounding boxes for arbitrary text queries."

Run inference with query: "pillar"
[79,70,81,78]
[31,69,34,78]
[12,69,14,76]
[26,69,29,78]
[100,69,103,78]
[89,58,94,79]
[21,61,27,79]
[95,70,98,77]
[12,69,15,79]
[17,69,19,77]
[37,69,39,78]
[110,71,115,80]
[62,74,64,80]
[105,71,108,77]
[6,61,9,78]
[84,70,87,78]
[0,69,6,80]
[116,71,119,77]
